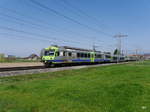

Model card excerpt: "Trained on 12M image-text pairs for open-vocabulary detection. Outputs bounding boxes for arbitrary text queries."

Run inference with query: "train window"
[96,55,98,58]
[96,54,99,57]
[106,55,111,58]
[100,55,102,58]
[113,57,117,60]
[68,52,72,57]
[85,53,87,58]
[63,51,66,56]
[45,50,55,56]
[81,53,84,58]
[56,51,59,56]
[95,54,100,58]
[77,53,89,58]
[120,57,124,60]
[44,51,49,56]
[83,54,85,58]
[83,53,85,58]
[77,53,80,58]
[82,53,84,58]
[88,53,90,58]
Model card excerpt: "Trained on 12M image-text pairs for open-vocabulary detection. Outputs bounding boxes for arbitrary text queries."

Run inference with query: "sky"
[0,0,149,57]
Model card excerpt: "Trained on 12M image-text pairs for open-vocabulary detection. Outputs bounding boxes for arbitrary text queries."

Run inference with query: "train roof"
[49,45,111,54]
[62,46,93,52]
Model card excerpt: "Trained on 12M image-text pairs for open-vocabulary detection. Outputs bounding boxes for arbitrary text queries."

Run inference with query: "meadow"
[0,61,150,112]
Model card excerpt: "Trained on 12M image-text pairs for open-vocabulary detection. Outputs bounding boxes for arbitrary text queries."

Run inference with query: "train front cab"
[42,46,59,67]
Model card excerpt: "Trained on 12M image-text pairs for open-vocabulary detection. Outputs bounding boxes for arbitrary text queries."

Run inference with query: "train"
[41,45,136,67]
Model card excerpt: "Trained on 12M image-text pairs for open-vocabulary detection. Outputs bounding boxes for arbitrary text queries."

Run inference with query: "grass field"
[0,61,150,112]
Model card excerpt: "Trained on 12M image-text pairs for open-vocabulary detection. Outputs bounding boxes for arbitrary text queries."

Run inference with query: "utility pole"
[93,45,96,51]
[92,38,101,52]
[92,37,97,51]
[92,44,100,51]
[135,49,139,62]
[114,33,128,63]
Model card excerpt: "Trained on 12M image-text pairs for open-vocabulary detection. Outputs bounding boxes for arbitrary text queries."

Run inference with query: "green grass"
[0,61,150,112]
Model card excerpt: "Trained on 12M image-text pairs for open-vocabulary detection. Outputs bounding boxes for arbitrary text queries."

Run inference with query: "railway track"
[0,62,127,77]
[0,66,45,72]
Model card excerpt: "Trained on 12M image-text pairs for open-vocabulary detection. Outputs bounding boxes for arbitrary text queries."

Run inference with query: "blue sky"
[0,0,149,56]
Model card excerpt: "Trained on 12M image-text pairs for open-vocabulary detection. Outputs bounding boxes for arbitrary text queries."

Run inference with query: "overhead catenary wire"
[52,0,111,42]
[0,32,55,43]
[0,26,72,44]
[0,8,94,45]
[2,33,90,48]
[0,8,108,45]
[0,6,102,44]
[0,12,60,31]
[0,15,49,32]
[0,32,97,50]
[0,28,64,44]
[29,0,113,37]
[0,2,114,50]
[0,25,96,46]
[57,0,109,29]
[0,7,68,32]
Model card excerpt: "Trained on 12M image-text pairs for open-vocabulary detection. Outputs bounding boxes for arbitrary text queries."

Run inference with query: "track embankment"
[0,62,125,77]
[0,62,43,68]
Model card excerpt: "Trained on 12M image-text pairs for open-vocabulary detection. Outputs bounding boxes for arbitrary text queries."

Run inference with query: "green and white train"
[41,45,131,67]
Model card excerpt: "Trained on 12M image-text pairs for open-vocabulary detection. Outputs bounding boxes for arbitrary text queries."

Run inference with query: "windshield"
[44,50,55,56]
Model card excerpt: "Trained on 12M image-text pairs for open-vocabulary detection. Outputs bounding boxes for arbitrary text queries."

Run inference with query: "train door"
[90,52,95,62]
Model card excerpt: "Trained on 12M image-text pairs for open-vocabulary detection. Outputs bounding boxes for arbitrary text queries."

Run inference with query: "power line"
[0,25,95,45]
[0,28,63,44]
[0,12,59,31]
[58,0,109,29]
[29,0,113,37]
[0,8,107,45]
[55,0,86,20]
[0,32,54,43]
[0,25,72,44]
[114,33,128,62]
[0,6,101,44]
[114,34,128,53]
[0,6,66,32]
[53,0,112,43]
[0,15,48,32]
[0,8,93,44]
[0,32,98,50]
[0,15,101,46]
[0,4,113,49]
